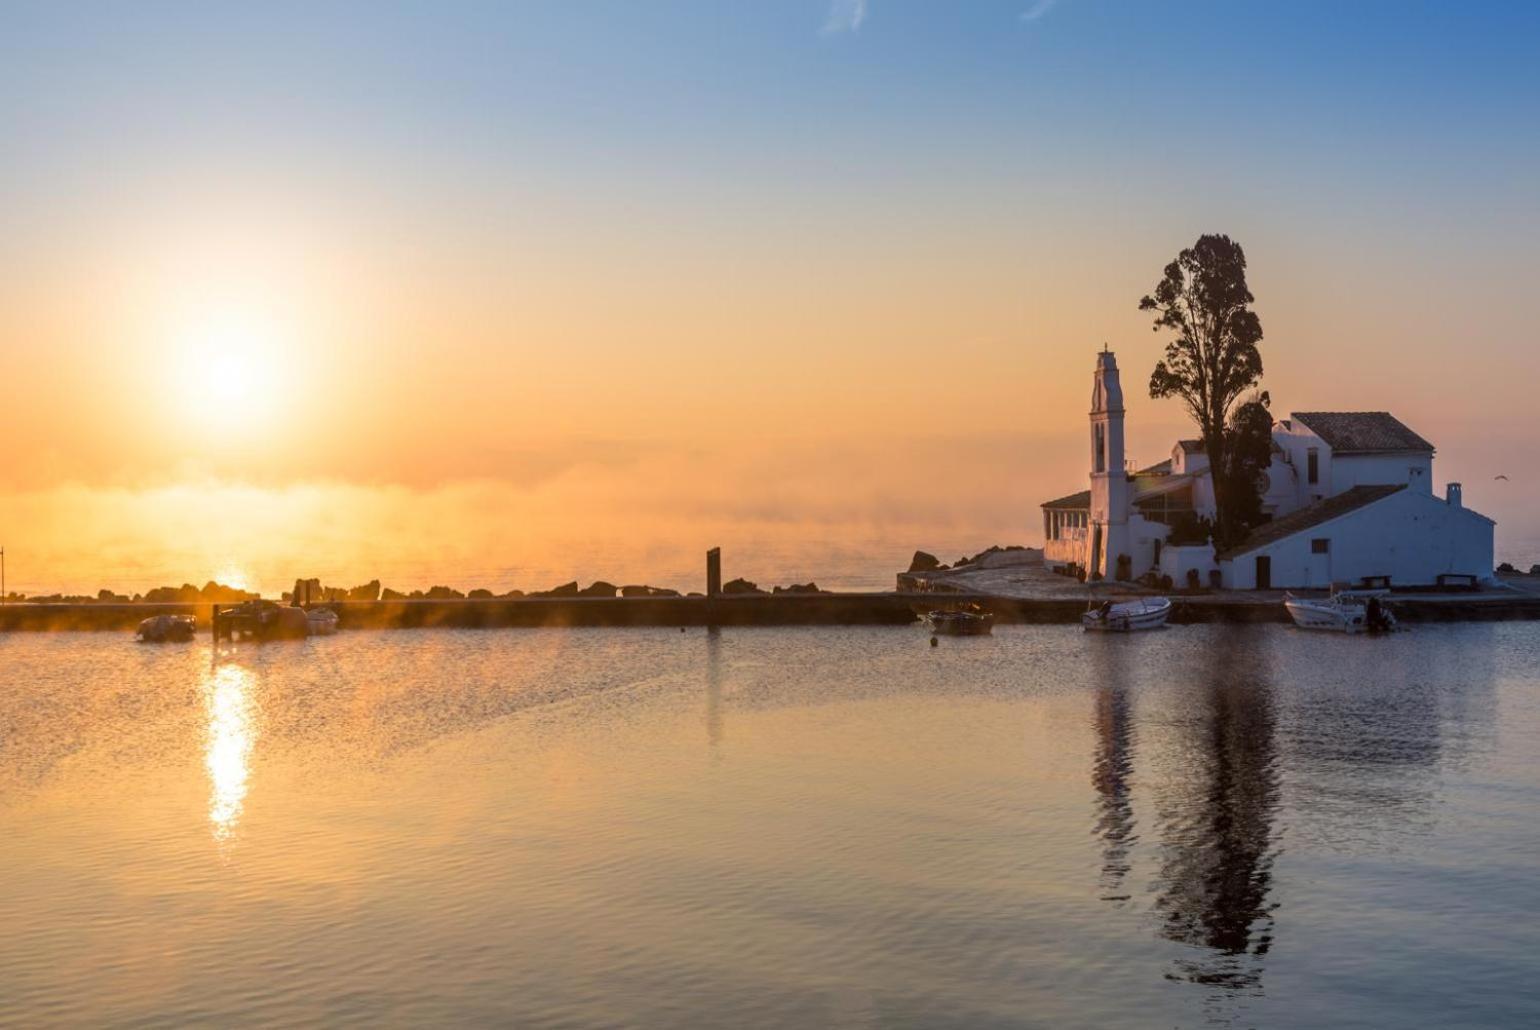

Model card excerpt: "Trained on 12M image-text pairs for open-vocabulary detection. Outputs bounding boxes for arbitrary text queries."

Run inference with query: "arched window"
[1094,423,1106,473]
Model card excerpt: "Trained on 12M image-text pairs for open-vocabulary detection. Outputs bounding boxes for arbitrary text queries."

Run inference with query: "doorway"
[1255,555,1272,590]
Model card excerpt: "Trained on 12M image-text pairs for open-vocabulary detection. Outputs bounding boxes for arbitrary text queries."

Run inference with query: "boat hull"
[1283,595,1393,633]
[925,611,994,636]
[1082,598,1171,632]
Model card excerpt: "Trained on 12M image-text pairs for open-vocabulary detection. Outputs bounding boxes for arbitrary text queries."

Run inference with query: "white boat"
[1284,591,1396,634]
[305,607,340,636]
[1082,597,1171,632]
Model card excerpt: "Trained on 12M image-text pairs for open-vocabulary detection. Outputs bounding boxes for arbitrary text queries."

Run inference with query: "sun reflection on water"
[203,660,256,844]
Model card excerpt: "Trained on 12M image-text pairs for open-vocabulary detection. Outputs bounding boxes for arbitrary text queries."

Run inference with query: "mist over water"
[2,624,1537,1027]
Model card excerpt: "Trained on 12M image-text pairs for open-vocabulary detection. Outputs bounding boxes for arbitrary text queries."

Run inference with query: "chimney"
[1446,482,1462,508]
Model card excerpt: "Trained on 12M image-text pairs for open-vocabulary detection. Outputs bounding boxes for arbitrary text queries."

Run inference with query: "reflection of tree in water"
[1152,639,1280,993]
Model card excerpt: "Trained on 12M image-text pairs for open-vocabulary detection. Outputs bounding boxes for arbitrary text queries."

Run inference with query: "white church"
[1041,348,1495,590]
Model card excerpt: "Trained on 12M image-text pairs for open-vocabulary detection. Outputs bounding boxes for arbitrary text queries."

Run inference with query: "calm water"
[2,624,1538,1028]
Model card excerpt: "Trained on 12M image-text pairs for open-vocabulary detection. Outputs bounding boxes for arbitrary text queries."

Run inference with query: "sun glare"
[171,307,289,429]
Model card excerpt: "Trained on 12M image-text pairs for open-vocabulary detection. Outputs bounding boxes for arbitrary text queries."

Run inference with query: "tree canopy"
[1141,234,1268,547]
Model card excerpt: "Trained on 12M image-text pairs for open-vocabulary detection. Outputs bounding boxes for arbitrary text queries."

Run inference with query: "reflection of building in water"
[1089,644,1138,904]
[1152,640,1280,992]
[204,660,257,844]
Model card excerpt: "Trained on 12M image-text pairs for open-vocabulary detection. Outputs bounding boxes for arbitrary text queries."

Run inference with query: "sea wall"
[2,591,1538,632]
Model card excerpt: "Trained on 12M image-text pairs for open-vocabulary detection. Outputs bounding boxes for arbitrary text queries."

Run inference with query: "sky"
[1,1,1537,594]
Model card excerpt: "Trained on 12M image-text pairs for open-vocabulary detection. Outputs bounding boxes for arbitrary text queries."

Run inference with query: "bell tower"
[1089,346,1131,578]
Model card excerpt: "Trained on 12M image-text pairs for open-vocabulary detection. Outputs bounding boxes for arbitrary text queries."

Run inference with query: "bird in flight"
[1495,474,1509,481]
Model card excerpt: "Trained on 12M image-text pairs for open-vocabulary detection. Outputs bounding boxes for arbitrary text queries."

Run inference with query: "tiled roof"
[1041,489,1091,510]
[1217,485,1406,559]
[1292,412,1434,454]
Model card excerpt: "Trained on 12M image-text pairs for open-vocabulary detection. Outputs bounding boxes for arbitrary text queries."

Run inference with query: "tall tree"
[1141,234,1266,547]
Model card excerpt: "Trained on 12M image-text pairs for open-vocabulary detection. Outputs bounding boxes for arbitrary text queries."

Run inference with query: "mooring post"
[705,547,721,628]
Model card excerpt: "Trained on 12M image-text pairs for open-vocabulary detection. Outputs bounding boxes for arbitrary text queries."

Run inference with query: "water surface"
[2,624,1538,1027]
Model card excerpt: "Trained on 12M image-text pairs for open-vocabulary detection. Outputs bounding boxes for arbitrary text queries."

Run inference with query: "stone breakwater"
[2,591,1539,631]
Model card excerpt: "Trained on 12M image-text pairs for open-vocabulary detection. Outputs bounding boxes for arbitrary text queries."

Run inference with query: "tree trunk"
[1205,428,1232,548]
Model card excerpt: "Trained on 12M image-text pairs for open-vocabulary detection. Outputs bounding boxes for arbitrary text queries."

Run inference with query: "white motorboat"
[1284,590,1396,634]
[1082,596,1171,632]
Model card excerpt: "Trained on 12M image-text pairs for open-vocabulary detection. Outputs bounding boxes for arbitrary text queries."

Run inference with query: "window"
[1311,538,1330,554]
[1306,448,1319,485]
[1094,424,1106,473]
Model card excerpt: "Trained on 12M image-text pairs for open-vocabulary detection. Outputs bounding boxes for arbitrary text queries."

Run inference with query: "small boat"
[925,607,995,636]
[136,613,196,642]
[305,607,340,636]
[1082,596,1171,632]
[1284,590,1396,634]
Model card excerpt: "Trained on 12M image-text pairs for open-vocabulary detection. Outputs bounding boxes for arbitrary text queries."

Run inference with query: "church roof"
[1216,484,1406,560]
[1041,489,1091,510]
[1292,412,1434,454]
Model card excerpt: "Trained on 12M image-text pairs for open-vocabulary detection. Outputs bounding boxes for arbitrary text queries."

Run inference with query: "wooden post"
[706,548,721,597]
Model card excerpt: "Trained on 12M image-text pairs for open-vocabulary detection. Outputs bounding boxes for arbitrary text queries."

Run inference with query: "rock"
[291,578,324,605]
[382,587,408,601]
[347,579,382,602]
[621,584,681,597]
[722,578,766,595]
[535,581,580,598]
[467,589,495,599]
[907,550,945,573]
[1497,562,1516,573]
[144,583,203,604]
[580,581,618,598]
[500,589,526,599]
[772,582,822,594]
[1530,564,1540,576]
[424,585,465,600]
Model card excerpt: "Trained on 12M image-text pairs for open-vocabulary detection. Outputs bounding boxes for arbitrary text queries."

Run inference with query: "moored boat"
[1082,596,1171,632]
[136,613,196,642]
[1284,590,1396,633]
[305,607,340,636]
[925,607,994,636]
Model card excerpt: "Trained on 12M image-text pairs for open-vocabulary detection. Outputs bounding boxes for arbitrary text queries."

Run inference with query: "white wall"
[1220,489,1495,589]
[1331,453,1433,495]
[1273,423,1330,508]
[1123,514,1169,579]
[1160,544,1218,587]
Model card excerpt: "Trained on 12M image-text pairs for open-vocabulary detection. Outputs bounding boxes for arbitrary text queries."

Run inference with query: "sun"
[170,307,288,429]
